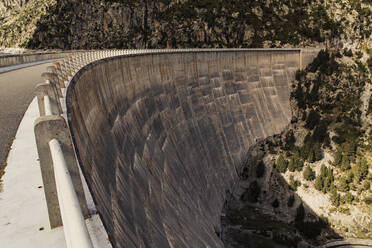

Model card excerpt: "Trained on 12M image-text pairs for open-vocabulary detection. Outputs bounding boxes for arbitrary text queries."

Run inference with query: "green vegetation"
[275,154,287,173]
[303,165,315,181]
[314,164,334,194]
[289,47,371,208]
[289,175,301,191]
[353,158,369,183]
[330,187,340,207]
[341,192,354,204]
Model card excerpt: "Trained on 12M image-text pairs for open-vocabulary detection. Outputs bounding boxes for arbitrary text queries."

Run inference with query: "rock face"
[66,50,318,248]
[1,0,344,49]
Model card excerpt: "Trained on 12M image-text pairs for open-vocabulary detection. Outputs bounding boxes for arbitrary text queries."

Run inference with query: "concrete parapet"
[42,72,63,98]
[34,116,89,228]
[0,52,75,68]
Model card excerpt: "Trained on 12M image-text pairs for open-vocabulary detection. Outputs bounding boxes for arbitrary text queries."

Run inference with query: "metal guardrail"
[32,48,319,248]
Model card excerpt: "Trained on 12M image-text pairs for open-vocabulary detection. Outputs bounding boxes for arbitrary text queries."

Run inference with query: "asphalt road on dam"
[0,62,55,170]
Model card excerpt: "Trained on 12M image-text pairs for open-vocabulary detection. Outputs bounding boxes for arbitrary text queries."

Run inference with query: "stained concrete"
[66,50,319,248]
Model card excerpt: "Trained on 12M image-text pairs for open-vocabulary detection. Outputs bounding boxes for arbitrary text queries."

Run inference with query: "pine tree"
[329,187,340,207]
[303,165,315,181]
[288,155,296,172]
[334,149,342,166]
[341,155,351,171]
[294,151,303,171]
[354,158,368,182]
[308,149,314,163]
[338,177,349,192]
[315,175,323,191]
[314,144,323,161]
[320,164,327,177]
[276,154,287,173]
[289,175,297,191]
[326,167,334,182]
[323,176,332,193]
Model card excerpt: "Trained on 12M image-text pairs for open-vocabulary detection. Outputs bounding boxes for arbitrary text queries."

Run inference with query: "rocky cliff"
[0,0,370,50]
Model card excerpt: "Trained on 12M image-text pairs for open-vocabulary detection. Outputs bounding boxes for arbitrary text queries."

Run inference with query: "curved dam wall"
[66,49,318,248]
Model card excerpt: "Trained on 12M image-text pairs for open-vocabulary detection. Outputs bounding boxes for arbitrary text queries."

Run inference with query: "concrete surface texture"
[0,62,55,170]
[66,50,319,247]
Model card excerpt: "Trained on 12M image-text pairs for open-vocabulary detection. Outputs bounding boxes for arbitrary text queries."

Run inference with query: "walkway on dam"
[0,62,111,247]
[0,62,55,170]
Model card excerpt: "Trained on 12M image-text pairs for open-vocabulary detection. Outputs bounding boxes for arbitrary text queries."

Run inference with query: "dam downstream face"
[66,51,316,247]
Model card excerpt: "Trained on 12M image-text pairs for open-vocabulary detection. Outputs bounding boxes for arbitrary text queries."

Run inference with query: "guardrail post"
[35,82,62,116]
[34,116,89,228]
[42,72,63,96]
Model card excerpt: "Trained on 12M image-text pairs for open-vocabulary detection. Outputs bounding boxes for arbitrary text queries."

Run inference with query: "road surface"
[0,62,55,170]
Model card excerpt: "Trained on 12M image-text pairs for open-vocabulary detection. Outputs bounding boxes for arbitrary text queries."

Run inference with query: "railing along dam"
[65,49,319,247]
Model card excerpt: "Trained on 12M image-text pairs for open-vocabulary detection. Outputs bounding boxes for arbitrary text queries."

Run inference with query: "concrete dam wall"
[66,49,319,248]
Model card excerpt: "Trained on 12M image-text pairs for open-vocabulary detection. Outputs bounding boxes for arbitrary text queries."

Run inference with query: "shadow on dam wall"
[66,50,319,247]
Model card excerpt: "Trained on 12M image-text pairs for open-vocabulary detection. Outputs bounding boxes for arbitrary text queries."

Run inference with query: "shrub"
[312,121,329,143]
[342,192,354,204]
[305,109,320,130]
[365,194,372,205]
[295,69,306,81]
[338,177,350,192]
[289,175,301,191]
[362,180,370,191]
[303,165,315,181]
[341,155,351,171]
[276,154,287,173]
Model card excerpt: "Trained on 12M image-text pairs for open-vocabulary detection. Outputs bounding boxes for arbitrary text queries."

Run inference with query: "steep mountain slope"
[0,0,57,48]
[0,0,370,50]
[223,48,372,246]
